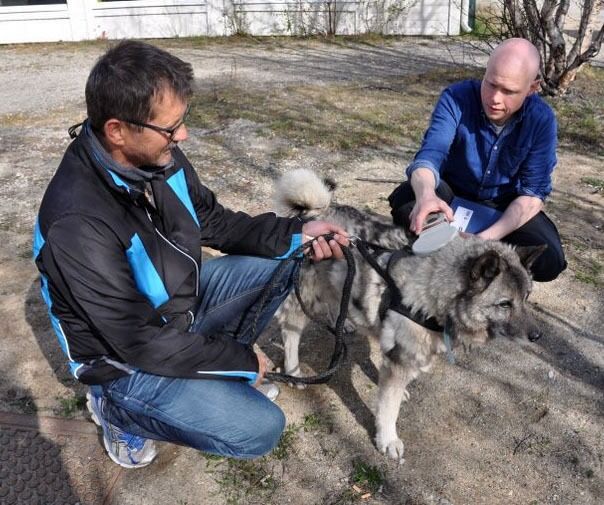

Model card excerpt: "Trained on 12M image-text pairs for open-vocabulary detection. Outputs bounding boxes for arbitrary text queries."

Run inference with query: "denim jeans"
[92,255,298,459]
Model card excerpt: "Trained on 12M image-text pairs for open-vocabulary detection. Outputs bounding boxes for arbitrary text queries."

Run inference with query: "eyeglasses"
[123,104,191,142]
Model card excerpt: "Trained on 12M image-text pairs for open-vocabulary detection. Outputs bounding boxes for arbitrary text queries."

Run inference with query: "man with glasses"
[34,40,349,468]
[389,38,566,282]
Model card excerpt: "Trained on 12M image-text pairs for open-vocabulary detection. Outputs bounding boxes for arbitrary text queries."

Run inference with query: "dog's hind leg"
[374,360,418,464]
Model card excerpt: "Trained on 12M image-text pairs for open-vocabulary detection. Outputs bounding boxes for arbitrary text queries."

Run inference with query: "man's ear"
[102,119,127,147]
[529,78,541,95]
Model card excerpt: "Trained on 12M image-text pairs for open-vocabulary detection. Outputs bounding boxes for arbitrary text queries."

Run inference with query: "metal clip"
[348,235,362,247]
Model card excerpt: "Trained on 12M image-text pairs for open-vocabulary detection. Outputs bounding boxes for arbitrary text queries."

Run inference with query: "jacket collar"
[73,119,174,198]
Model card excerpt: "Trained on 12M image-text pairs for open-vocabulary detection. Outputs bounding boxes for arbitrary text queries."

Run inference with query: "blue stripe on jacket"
[33,220,84,378]
[126,233,170,308]
[167,168,200,227]
[275,233,303,259]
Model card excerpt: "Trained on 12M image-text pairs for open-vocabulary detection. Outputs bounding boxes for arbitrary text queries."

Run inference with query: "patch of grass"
[351,460,384,494]
[190,67,480,152]
[189,50,602,158]
[272,423,300,460]
[580,177,604,193]
[55,394,87,417]
[202,452,226,462]
[301,412,326,431]
[210,458,277,505]
[548,65,604,157]
[574,259,603,286]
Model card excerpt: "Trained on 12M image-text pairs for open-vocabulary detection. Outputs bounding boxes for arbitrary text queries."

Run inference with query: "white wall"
[0,0,461,44]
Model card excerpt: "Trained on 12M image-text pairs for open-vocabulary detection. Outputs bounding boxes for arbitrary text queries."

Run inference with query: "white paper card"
[450,206,473,232]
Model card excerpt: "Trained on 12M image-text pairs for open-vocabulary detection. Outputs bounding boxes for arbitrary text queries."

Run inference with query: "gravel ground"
[0,37,602,505]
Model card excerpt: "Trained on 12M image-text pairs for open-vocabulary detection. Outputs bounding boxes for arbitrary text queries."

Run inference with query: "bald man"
[389,38,566,282]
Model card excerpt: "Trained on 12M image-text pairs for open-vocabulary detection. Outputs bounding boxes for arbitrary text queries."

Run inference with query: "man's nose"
[491,90,503,104]
[173,123,188,142]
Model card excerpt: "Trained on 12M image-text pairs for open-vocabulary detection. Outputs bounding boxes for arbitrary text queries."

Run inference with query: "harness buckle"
[348,235,362,247]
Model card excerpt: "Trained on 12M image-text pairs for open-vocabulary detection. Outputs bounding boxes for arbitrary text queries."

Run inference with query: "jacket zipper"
[144,208,200,296]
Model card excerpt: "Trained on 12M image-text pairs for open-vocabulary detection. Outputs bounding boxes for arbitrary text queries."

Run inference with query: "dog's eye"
[497,300,513,309]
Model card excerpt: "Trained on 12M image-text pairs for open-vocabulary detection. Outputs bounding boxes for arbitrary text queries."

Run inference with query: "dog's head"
[450,244,546,347]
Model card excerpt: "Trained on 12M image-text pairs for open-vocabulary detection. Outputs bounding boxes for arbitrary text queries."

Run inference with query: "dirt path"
[0,38,602,505]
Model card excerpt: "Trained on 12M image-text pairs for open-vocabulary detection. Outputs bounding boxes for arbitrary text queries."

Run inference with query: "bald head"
[480,38,542,125]
[488,38,541,84]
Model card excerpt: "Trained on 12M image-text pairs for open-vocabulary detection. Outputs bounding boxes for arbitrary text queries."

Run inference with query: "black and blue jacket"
[33,122,303,385]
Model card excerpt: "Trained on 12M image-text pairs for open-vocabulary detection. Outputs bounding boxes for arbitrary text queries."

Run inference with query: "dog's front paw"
[376,436,405,464]
[283,365,307,389]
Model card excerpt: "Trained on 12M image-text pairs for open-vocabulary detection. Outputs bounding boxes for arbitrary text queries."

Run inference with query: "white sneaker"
[86,391,157,468]
[256,381,280,401]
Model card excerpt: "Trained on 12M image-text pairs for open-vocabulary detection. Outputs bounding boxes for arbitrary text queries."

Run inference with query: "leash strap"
[355,239,445,333]
[242,233,356,385]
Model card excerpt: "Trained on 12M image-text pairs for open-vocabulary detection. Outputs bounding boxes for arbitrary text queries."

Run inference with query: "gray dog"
[273,169,544,464]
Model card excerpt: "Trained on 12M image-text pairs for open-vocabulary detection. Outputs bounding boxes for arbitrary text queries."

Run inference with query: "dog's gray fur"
[273,169,544,463]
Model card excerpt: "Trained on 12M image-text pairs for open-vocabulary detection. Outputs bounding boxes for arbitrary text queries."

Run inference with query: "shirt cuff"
[406,159,441,188]
[517,188,549,201]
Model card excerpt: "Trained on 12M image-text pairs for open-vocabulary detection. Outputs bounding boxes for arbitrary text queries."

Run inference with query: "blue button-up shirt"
[406,80,557,203]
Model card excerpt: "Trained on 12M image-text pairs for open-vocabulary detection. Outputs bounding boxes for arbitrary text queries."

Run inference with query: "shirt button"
[494,145,498,150]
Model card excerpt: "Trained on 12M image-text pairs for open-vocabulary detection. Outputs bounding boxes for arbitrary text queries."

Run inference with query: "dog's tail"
[272,169,335,218]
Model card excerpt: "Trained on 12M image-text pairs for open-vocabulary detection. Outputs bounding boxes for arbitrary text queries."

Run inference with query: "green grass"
[301,412,326,431]
[272,422,300,460]
[351,460,384,493]
[580,177,604,193]
[574,260,603,286]
[209,458,277,505]
[55,394,87,417]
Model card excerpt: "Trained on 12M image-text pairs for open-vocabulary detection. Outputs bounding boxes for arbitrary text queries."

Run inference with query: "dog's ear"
[322,177,337,193]
[470,250,501,286]
[515,244,547,271]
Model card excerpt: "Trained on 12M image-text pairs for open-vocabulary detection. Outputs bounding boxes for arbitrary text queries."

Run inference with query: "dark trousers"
[388,181,567,282]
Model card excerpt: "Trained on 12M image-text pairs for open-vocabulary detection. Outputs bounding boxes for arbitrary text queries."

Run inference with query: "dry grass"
[190,67,481,150]
[547,65,604,157]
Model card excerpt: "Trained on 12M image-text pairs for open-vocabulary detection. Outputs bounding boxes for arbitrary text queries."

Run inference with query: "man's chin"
[158,152,173,166]
[486,110,507,125]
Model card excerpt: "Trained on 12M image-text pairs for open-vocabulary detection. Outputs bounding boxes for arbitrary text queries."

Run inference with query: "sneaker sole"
[86,392,156,469]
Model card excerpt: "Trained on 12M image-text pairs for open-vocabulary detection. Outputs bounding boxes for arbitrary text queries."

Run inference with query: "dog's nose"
[528,330,542,342]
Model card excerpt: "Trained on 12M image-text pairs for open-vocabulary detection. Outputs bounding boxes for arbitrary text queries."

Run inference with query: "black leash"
[246,233,446,385]
[245,233,356,385]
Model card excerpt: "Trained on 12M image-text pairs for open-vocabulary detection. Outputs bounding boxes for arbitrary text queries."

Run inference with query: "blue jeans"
[93,255,298,459]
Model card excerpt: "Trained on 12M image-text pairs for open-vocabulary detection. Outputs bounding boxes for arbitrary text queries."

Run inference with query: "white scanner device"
[411,212,458,256]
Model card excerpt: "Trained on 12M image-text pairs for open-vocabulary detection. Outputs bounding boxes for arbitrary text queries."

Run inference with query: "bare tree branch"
[475,0,603,94]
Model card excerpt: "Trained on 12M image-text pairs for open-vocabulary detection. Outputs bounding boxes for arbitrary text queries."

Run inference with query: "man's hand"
[409,195,454,234]
[408,168,454,234]
[253,349,269,388]
[302,221,350,261]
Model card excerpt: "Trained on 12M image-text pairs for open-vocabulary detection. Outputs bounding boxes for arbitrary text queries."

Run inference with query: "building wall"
[0,0,462,44]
